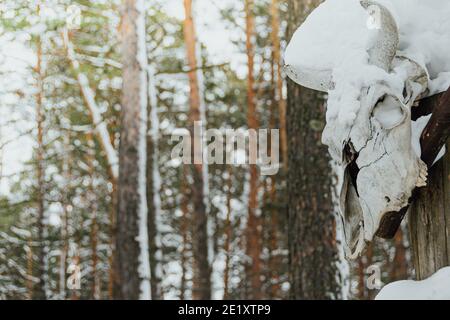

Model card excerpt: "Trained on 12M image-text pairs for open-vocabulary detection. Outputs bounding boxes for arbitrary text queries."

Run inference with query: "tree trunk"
[146,134,162,300]
[180,166,190,300]
[26,239,33,300]
[87,133,100,299]
[390,228,408,281]
[147,67,162,300]
[223,165,233,300]
[182,0,211,300]
[108,180,117,300]
[268,25,282,299]
[409,141,450,280]
[357,257,365,300]
[244,0,262,300]
[286,0,342,300]
[59,132,71,299]
[115,0,150,299]
[270,0,288,169]
[34,16,47,299]
[268,176,280,298]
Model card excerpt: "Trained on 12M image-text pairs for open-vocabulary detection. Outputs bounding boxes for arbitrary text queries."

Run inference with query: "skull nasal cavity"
[372,95,406,129]
[344,142,360,197]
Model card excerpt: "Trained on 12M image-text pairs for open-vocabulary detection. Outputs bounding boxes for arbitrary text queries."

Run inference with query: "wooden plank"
[409,141,450,280]
[420,89,450,167]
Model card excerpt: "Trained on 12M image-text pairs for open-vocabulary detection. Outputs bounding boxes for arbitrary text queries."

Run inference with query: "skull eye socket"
[372,95,407,129]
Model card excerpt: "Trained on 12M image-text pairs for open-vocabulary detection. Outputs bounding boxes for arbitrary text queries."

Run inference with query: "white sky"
[163,0,247,77]
[0,36,35,196]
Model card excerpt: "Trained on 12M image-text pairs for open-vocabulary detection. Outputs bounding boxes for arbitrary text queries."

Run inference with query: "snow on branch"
[62,29,119,180]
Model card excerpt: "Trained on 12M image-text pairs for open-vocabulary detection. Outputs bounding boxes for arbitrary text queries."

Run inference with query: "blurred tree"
[33,3,47,300]
[115,0,150,299]
[182,0,211,300]
[244,0,262,300]
[146,65,163,300]
[286,0,342,299]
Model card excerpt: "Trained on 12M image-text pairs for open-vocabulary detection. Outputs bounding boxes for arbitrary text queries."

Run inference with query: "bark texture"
[270,0,288,168]
[179,166,190,300]
[390,228,408,281]
[286,0,342,300]
[34,21,47,299]
[88,133,100,299]
[244,0,262,300]
[115,0,148,299]
[146,132,162,300]
[223,166,233,300]
[409,141,450,280]
[146,70,163,299]
[182,0,211,300]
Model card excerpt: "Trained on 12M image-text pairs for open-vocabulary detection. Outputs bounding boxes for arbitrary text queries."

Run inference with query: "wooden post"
[409,88,450,280]
[409,140,450,280]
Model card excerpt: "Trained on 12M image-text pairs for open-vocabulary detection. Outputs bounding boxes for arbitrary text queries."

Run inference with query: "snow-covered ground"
[376,267,450,300]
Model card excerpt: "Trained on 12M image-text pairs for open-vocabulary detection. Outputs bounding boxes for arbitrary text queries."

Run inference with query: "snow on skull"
[284,0,450,259]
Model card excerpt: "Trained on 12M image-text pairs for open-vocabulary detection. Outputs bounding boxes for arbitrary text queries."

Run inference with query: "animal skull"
[285,0,430,258]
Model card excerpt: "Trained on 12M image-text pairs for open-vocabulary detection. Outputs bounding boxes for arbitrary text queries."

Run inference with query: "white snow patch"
[136,0,151,300]
[376,267,450,300]
[330,160,350,299]
[284,0,371,75]
[148,64,164,281]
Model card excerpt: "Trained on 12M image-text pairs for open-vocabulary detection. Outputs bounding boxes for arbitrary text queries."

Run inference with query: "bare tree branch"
[62,29,119,181]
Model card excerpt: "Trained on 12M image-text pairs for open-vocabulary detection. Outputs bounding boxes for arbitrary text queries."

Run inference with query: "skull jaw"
[340,167,367,260]
[339,153,427,260]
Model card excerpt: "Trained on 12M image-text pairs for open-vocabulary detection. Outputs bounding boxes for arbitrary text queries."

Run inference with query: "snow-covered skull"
[284,0,432,258]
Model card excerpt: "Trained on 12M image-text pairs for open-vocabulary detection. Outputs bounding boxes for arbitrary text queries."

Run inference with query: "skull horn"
[284,1,399,91]
[284,64,333,92]
[360,0,399,71]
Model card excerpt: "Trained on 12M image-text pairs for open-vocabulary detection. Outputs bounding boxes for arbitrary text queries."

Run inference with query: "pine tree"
[115,0,150,299]
[182,0,211,300]
[286,0,342,299]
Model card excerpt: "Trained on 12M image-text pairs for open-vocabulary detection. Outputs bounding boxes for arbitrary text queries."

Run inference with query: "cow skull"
[285,0,430,259]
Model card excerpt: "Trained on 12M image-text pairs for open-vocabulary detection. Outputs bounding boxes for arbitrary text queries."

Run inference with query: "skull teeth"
[415,160,428,187]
